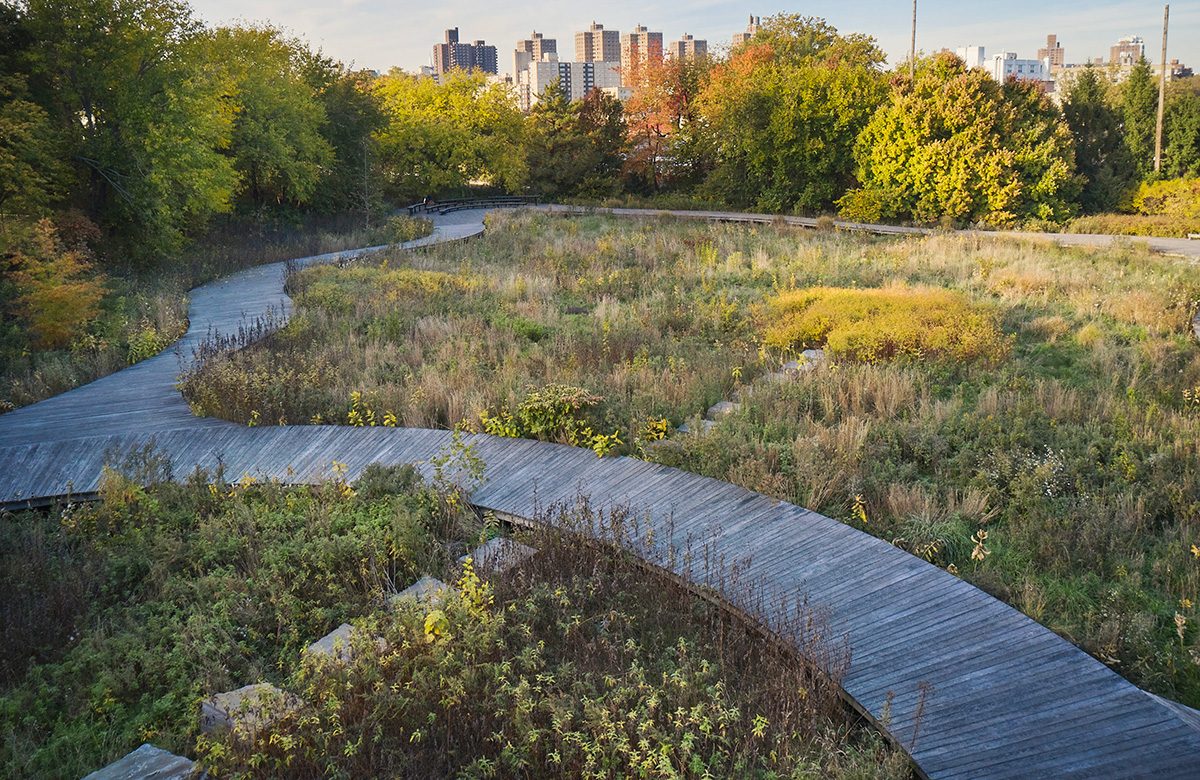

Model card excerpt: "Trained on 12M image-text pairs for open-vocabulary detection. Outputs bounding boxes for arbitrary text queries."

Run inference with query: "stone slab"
[199,683,303,739]
[390,576,451,607]
[302,623,387,663]
[458,537,537,575]
[81,743,193,780]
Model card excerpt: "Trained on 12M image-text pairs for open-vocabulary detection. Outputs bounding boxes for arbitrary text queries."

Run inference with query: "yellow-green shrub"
[1133,178,1200,220]
[762,285,1010,364]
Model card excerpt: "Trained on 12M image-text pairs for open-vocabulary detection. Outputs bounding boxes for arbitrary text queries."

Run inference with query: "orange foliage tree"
[8,216,107,349]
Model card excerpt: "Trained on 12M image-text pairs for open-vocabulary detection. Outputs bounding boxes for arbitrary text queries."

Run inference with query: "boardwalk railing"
[407,194,541,216]
[3,208,1200,779]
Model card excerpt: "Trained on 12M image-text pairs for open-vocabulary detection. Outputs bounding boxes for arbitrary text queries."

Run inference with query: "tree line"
[3,5,1200,266]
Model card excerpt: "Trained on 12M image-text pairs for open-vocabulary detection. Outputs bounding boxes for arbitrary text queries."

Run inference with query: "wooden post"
[910,0,917,81]
[1154,4,1168,172]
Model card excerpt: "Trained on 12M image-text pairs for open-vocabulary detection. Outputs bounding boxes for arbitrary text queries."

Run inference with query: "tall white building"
[516,57,625,112]
[956,45,1050,84]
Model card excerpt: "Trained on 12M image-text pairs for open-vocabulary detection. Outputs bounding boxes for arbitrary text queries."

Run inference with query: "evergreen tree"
[1122,58,1158,177]
[1164,90,1200,179]
[1061,65,1136,212]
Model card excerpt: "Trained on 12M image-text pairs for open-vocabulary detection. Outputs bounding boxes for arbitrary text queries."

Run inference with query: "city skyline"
[183,0,1199,76]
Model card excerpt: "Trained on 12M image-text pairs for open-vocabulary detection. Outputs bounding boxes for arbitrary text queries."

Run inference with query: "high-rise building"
[732,15,761,47]
[431,28,498,77]
[576,22,620,63]
[516,60,625,112]
[514,32,557,78]
[620,25,663,87]
[1037,35,1065,70]
[1110,35,1145,66]
[668,34,707,62]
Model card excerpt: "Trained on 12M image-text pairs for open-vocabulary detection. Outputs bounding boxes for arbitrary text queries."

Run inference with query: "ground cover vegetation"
[183,209,1200,708]
[0,449,904,779]
[4,3,1200,405]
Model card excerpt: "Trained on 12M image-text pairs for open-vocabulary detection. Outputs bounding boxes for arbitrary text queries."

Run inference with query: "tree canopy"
[839,53,1080,225]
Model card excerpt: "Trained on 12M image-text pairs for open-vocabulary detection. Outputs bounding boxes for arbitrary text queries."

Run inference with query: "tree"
[6,215,106,349]
[22,0,237,257]
[207,26,335,210]
[0,75,65,225]
[303,60,387,221]
[1164,89,1200,179]
[524,81,624,198]
[1060,64,1137,212]
[840,53,1080,225]
[0,4,67,226]
[374,70,527,202]
[697,18,887,213]
[1121,58,1158,178]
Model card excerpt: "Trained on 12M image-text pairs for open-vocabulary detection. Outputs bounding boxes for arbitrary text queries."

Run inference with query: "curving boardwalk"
[3,207,1200,779]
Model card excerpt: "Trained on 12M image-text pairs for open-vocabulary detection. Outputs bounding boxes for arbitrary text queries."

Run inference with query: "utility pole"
[910,0,917,81]
[1154,4,1168,172]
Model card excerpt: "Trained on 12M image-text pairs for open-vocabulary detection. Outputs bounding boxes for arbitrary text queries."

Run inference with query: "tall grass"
[182,210,1200,705]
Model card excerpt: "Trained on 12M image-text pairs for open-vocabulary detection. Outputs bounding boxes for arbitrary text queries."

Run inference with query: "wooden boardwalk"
[3,208,1200,779]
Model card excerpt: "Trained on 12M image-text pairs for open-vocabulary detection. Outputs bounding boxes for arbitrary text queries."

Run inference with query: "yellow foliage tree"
[9,217,107,349]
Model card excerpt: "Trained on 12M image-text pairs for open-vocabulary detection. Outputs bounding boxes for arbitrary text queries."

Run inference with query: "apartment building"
[668,34,707,62]
[732,14,761,47]
[514,32,557,78]
[576,22,620,63]
[431,28,498,76]
[620,25,663,87]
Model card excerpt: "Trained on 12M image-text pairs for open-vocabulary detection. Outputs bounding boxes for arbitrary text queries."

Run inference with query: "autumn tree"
[374,70,527,202]
[840,53,1080,225]
[697,16,887,213]
[1060,64,1136,212]
[6,216,106,349]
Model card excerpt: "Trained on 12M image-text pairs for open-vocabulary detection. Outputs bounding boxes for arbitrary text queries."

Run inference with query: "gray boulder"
[302,623,387,663]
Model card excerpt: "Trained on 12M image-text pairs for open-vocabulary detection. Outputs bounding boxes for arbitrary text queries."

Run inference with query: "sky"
[184,0,1200,76]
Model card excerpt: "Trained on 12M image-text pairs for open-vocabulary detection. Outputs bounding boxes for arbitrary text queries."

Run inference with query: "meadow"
[181,209,1200,707]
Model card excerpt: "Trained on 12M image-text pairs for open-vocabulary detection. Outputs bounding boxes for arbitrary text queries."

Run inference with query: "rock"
[302,623,387,663]
[705,401,740,420]
[81,744,193,780]
[199,683,304,740]
[677,419,717,435]
[390,576,451,607]
[459,537,537,575]
[782,349,827,374]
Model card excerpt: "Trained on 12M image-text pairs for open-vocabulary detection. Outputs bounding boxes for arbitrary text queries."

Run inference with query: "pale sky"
[185,0,1199,77]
